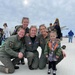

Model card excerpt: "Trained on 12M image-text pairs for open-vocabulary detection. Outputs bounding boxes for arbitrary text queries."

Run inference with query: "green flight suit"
[0,35,25,73]
[38,34,49,69]
[12,25,29,64]
[24,36,39,69]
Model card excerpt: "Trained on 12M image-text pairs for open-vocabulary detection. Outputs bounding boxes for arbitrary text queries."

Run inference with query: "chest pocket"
[25,41,32,49]
[40,38,46,47]
[28,42,32,45]
[33,40,39,48]
[14,42,21,50]
[9,41,21,50]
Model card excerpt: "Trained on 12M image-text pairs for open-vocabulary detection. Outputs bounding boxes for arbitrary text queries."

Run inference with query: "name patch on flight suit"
[28,42,32,45]
[35,39,39,44]
[36,41,39,44]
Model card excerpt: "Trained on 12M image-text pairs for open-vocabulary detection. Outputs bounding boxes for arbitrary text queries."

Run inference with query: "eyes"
[40,27,46,30]
[50,35,56,38]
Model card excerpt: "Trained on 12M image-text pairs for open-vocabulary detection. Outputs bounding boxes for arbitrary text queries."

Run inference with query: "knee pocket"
[39,64,46,69]
[27,52,34,58]
[32,65,38,69]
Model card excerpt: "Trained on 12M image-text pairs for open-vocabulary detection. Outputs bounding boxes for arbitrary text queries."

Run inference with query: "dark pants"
[12,57,21,66]
[0,41,1,45]
[21,58,24,62]
[48,61,56,70]
[18,57,24,63]
[0,38,2,45]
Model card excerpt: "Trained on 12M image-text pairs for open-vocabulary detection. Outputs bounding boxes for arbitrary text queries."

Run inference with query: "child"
[44,30,61,75]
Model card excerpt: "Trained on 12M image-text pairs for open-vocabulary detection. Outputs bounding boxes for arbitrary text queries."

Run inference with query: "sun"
[23,0,29,5]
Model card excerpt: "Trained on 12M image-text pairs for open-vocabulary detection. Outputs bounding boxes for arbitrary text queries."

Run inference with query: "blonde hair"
[30,26,37,31]
[54,18,60,26]
[17,27,25,33]
[49,30,57,36]
[39,24,46,29]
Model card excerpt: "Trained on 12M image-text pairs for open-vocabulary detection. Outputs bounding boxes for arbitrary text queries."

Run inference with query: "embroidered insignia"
[29,42,31,44]
[36,41,38,43]
[9,41,14,47]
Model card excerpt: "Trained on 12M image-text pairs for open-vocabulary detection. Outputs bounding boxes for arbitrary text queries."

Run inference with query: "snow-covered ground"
[0,38,75,75]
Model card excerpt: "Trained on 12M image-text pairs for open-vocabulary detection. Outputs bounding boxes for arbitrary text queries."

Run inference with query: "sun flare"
[23,0,29,5]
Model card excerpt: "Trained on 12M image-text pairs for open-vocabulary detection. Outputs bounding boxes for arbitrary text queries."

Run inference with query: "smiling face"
[39,25,47,35]
[22,18,29,29]
[50,31,57,41]
[29,26,37,37]
[18,28,25,38]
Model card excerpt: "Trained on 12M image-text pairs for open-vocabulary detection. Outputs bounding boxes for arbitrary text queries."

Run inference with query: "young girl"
[44,30,61,75]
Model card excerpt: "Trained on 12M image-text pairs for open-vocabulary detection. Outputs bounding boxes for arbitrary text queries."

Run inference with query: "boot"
[21,58,25,65]
[53,70,56,75]
[48,69,51,74]
[14,66,19,69]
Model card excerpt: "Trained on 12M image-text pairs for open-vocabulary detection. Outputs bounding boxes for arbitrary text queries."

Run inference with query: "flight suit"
[12,25,29,64]
[0,35,25,73]
[24,36,39,69]
[38,34,49,69]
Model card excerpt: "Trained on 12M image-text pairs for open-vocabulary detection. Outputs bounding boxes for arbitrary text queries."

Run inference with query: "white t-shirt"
[3,27,10,38]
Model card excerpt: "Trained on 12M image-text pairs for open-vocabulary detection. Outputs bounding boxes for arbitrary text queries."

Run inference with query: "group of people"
[0,17,66,75]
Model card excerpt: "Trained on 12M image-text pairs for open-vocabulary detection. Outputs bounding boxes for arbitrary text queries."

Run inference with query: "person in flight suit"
[24,26,39,70]
[38,24,49,69]
[38,24,66,69]
[12,17,29,65]
[0,28,25,74]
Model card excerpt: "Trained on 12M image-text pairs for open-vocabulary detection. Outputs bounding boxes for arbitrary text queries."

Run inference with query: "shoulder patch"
[9,41,14,48]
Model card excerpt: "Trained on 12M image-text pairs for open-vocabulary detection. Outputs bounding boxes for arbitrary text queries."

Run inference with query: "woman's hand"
[18,52,23,59]
[62,50,66,57]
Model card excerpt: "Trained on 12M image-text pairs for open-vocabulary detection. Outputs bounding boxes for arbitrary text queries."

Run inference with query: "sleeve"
[44,42,49,55]
[56,48,62,56]
[57,39,61,49]
[73,32,74,35]
[5,39,18,57]
[19,44,25,54]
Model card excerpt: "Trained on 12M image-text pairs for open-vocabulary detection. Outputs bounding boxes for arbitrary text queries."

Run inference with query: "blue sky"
[0,0,75,35]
